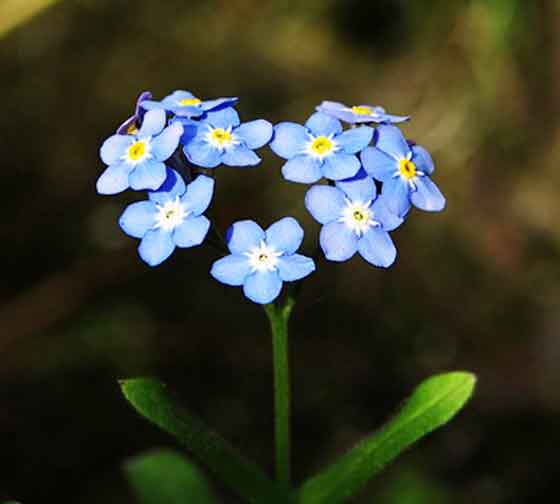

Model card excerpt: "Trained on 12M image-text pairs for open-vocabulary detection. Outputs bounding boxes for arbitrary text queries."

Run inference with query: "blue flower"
[142,90,238,118]
[116,91,153,135]
[97,109,183,195]
[183,107,273,168]
[119,170,214,267]
[210,217,315,304]
[316,100,409,125]
[269,112,373,184]
[305,170,403,267]
[360,124,445,216]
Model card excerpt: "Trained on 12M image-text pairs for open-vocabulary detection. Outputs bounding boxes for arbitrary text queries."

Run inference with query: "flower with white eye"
[305,169,404,268]
[118,170,214,267]
[210,217,315,304]
[316,100,409,124]
[141,89,238,118]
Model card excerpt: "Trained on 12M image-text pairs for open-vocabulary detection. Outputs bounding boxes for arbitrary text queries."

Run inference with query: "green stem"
[264,296,295,489]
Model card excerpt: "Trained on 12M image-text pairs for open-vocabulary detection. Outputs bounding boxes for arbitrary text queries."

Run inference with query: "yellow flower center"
[128,140,146,161]
[351,106,373,115]
[310,136,334,156]
[179,97,202,106]
[353,210,365,222]
[127,123,139,135]
[210,128,233,146]
[399,159,417,180]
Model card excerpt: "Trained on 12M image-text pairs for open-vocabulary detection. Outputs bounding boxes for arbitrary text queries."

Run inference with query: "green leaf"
[297,372,476,504]
[125,449,215,504]
[120,378,290,504]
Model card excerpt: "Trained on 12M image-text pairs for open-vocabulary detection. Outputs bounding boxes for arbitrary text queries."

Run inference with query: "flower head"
[316,100,409,125]
[305,170,404,267]
[210,217,315,304]
[118,170,214,266]
[97,109,183,195]
[142,90,238,118]
[360,124,445,216]
[116,91,153,135]
[269,112,373,184]
[184,107,273,168]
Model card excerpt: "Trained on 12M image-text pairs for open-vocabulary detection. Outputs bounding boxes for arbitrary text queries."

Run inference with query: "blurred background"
[1,0,559,502]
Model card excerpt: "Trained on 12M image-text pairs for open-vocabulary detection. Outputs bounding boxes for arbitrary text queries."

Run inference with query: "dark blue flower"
[361,124,445,216]
[183,107,273,168]
[210,217,315,304]
[316,100,409,124]
[97,109,183,194]
[142,90,238,118]
[116,91,152,135]
[269,112,373,184]
[119,170,214,266]
[305,170,403,267]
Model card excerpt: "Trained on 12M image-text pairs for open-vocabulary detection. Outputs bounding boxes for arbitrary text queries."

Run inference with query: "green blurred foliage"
[1,0,560,503]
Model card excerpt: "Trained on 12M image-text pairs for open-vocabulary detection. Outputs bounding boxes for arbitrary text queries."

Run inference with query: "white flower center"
[154,197,189,232]
[340,199,379,236]
[205,125,239,150]
[245,240,283,273]
[123,137,152,165]
[392,152,425,191]
[304,133,338,160]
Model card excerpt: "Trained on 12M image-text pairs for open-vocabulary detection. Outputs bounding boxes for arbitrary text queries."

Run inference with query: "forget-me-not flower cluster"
[96,90,445,304]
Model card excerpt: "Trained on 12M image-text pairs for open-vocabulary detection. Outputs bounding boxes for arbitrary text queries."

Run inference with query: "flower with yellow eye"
[97,109,183,195]
[305,170,403,268]
[316,100,409,125]
[119,170,214,267]
[184,107,273,169]
[270,112,373,184]
[361,125,445,217]
[142,89,238,118]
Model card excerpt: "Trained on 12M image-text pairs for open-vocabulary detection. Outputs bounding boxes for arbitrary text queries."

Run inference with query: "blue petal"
[148,168,186,204]
[119,201,156,238]
[235,120,273,149]
[139,99,166,111]
[226,220,265,254]
[336,169,376,202]
[411,145,434,175]
[151,122,183,161]
[270,122,309,159]
[336,126,374,154]
[129,160,167,191]
[277,254,315,281]
[322,153,361,181]
[360,146,397,182]
[281,155,322,184]
[305,112,342,137]
[222,145,261,167]
[210,254,251,286]
[138,109,166,137]
[381,177,411,217]
[172,117,199,145]
[410,176,446,212]
[358,228,397,267]
[100,135,132,165]
[204,107,240,129]
[370,195,403,231]
[181,175,214,215]
[200,97,238,112]
[265,217,304,255]
[319,222,359,261]
[374,124,409,158]
[173,215,210,248]
[138,228,175,266]
[315,101,354,122]
[184,139,222,168]
[96,162,132,195]
[304,185,345,224]
[243,271,283,304]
